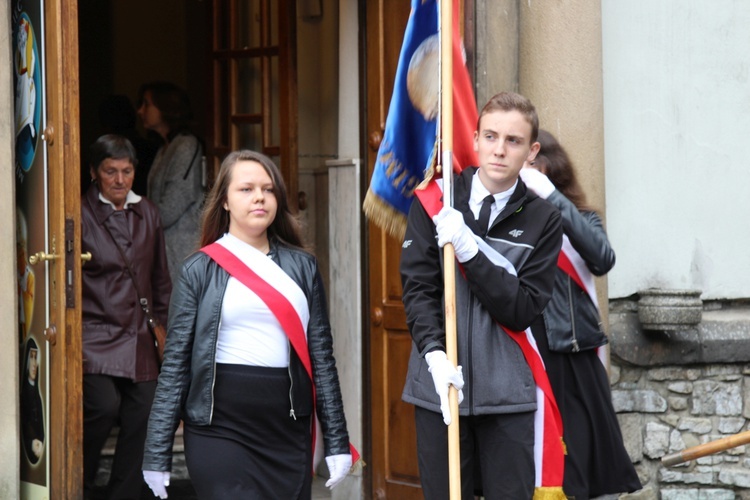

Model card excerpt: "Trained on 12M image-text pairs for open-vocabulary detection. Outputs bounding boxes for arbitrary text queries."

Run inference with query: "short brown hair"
[477,92,539,143]
[89,134,138,169]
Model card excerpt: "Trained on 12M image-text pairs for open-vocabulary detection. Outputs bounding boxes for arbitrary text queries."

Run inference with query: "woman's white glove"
[519,167,555,199]
[143,470,170,499]
[425,350,464,425]
[433,207,478,262]
[325,453,353,489]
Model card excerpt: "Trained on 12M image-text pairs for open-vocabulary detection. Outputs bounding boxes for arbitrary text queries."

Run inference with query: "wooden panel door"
[365,1,422,498]
[16,0,83,497]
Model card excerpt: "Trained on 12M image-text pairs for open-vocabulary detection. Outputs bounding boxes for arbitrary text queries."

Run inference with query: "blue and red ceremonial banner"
[363,0,478,238]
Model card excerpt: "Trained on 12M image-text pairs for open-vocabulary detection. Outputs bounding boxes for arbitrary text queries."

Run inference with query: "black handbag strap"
[99,211,156,322]
[181,139,202,180]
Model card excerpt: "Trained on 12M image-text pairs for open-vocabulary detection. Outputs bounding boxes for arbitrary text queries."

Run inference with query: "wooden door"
[16,0,83,497]
[365,1,422,498]
[208,0,298,208]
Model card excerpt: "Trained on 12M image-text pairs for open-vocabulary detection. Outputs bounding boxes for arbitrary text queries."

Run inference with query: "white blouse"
[214,234,292,367]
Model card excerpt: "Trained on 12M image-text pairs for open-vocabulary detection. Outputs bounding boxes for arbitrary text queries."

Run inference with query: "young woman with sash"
[142,150,354,498]
[519,130,641,498]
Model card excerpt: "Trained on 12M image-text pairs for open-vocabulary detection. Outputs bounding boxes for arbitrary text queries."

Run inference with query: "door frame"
[44,0,83,497]
[3,0,83,496]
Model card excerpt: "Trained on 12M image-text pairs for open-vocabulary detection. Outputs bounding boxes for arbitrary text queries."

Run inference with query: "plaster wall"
[518,0,610,327]
[297,0,339,285]
[602,1,750,300]
[0,0,21,496]
[519,0,606,215]
[474,0,518,107]
[328,2,363,498]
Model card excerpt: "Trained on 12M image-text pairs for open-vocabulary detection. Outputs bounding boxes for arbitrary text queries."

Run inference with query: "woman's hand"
[143,470,170,499]
[325,454,353,489]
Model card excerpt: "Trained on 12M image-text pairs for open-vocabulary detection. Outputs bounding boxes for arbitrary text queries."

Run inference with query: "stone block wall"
[609,300,750,499]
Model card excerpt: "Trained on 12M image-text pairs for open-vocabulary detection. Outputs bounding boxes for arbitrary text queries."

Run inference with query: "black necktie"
[477,195,494,236]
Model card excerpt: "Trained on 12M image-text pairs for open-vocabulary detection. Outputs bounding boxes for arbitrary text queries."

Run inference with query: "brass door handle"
[41,125,54,145]
[44,325,57,346]
[81,252,92,263]
[371,307,383,327]
[29,251,59,265]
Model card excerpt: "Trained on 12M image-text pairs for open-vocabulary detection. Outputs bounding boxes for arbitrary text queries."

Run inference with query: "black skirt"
[533,317,642,499]
[184,364,313,500]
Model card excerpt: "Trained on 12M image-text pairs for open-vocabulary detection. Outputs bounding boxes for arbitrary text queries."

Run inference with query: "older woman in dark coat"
[81,134,171,499]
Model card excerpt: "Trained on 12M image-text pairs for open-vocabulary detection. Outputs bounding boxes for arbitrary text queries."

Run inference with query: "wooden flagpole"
[440,1,461,498]
[662,429,750,466]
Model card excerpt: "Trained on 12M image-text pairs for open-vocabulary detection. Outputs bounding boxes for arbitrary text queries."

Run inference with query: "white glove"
[520,167,556,199]
[424,350,465,425]
[325,453,353,489]
[143,470,170,499]
[432,207,478,262]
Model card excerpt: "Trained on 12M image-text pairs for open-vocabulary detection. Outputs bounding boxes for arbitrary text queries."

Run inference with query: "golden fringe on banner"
[362,189,409,240]
[533,486,568,500]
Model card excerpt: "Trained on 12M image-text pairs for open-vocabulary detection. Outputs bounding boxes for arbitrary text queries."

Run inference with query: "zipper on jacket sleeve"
[287,342,296,420]
[567,277,580,352]
[209,318,220,423]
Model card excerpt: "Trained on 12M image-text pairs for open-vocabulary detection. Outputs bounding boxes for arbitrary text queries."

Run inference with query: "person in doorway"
[137,81,204,284]
[519,129,642,498]
[81,134,171,499]
[142,150,353,499]
[20,338,45,465]
[400,92,563,499]
[94,94,159,196]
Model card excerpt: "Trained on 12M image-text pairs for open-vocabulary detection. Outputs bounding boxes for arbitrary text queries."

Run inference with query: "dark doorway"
[78,0,210,193]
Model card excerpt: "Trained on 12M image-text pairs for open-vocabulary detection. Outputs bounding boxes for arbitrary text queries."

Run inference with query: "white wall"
[602,0,750,300]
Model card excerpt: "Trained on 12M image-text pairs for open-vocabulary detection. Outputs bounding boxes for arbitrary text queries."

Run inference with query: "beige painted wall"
[518,1,610,331]
[519,0,605,212]
[475,0,519,107]
[0,0,21,496]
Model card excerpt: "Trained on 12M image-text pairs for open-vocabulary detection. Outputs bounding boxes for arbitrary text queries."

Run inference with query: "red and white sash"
[201,241,361,468]
[415,180,566,498]
[558,236,609,365]
[558,235,598,311]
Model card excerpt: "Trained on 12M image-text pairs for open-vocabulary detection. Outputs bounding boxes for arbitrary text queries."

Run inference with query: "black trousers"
[415,406,535,500]
[83,374,156,500]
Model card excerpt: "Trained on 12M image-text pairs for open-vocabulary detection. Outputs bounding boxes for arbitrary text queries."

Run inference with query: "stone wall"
[610,299,750,499]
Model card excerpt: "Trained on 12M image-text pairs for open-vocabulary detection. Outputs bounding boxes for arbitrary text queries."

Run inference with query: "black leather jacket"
[542,190,615,353]
[143,240,350,471]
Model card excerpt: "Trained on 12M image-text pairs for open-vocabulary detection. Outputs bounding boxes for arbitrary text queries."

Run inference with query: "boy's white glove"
[433,207,478,262]
[325,454,353,489]
[143,470,170,499]
[520,167,555,199]
[425,350,465,425]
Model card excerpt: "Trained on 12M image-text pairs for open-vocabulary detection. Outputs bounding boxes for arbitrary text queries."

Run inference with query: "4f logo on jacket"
[508,229,524,238]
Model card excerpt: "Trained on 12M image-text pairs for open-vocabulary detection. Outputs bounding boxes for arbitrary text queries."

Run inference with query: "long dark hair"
[534,129,593,212]
[137,82,194,140]
[199,150,305,249]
